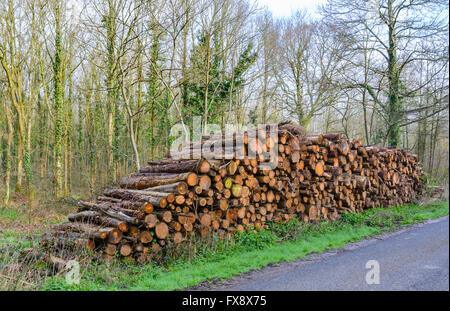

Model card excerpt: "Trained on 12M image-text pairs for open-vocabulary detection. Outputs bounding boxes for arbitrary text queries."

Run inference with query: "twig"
[0,274,35,287]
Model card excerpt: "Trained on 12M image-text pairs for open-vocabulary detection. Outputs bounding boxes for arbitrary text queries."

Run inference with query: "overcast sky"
[256,0,327,18]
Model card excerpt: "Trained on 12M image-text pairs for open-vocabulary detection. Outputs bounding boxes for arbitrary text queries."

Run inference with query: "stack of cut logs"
[45,121,424,263]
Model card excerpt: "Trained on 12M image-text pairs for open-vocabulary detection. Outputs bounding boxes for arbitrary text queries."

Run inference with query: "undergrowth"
[0,200,447,291]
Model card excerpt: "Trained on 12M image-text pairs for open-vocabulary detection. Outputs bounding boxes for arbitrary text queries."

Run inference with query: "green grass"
[37,200,448,291]
[0,207,23,222]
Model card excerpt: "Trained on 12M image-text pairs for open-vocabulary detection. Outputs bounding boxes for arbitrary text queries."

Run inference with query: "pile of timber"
[43,121,424,263]
[426,186,445,199]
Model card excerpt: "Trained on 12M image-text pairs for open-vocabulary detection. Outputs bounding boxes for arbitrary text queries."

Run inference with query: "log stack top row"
[44,121,424,263]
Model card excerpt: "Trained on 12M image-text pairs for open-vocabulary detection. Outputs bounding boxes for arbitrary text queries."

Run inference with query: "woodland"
[0,0,448,203]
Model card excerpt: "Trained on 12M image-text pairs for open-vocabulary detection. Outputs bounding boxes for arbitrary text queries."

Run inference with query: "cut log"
[140,159,210,174]
[119,172,195,189]
[155,222,169,239]
[103,189,168,208]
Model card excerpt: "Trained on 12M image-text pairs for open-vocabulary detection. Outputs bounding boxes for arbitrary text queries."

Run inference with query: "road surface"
[208,216,449,291]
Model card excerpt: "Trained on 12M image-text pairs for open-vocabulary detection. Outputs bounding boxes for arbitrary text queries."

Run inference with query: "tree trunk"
[3,98,13,204]
[53,2,64,198]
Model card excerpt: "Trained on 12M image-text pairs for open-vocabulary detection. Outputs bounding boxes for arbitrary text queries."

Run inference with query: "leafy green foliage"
[234,227,278,250]
[145,31,171,159]
[183,31,257,131]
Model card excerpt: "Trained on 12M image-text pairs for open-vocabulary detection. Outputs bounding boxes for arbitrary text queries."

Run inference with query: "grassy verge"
[29,200,447,291]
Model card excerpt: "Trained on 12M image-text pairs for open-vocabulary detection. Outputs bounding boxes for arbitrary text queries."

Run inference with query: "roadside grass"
[34,200,448,291]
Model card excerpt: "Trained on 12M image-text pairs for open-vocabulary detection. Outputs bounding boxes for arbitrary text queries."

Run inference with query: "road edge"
[185,215,449,291]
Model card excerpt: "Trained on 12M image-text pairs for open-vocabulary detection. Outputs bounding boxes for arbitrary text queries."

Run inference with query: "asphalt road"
[211,216,449,291]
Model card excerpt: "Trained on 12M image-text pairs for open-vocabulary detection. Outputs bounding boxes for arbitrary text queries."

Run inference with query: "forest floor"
[0,191,448,291]
[0,193,78,240]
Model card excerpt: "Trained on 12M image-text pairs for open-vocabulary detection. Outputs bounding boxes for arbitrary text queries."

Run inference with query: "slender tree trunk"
[203,33,211,135]
[16,135,24,192]
[3,97,13,204]
[53,2,64,198]
[429,108,440,174]
[387,0,401,147]
[362,48,370,144]
[106,0,117,184]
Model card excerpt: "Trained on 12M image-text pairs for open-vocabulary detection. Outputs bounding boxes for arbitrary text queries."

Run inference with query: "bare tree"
[322,0,449,146]
[276,11,348,129]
